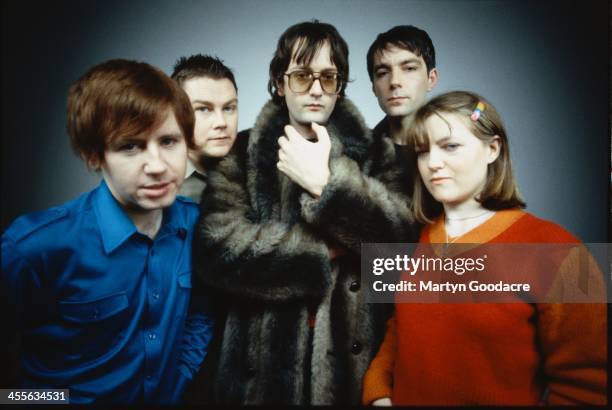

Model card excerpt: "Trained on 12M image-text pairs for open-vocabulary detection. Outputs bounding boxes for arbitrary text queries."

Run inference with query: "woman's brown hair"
[407,91,526,223]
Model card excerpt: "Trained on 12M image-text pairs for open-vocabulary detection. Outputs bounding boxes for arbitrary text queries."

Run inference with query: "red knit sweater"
[362,210,607,405]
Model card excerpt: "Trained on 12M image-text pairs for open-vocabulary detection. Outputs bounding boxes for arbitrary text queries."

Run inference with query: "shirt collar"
[159,195,190,239]
[94,180,190,254]
[185,159,205,179]
[94,180,138,254]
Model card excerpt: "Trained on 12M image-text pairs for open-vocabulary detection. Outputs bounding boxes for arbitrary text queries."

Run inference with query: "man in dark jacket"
[171,54,239,203]
[367,25,439,194]
[192,20,417,405]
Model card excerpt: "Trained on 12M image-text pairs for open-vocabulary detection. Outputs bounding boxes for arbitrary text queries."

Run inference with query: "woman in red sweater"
[362,91,607,406]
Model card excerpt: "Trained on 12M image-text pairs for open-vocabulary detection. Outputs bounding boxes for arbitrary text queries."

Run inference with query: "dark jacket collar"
[372,116,391,140]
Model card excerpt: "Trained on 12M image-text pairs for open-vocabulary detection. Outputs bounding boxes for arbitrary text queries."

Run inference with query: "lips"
[207,136,231,144]
[430,177,450,184]
[305,104,323,110]
[141,181,173,197]
[388,96,408,104]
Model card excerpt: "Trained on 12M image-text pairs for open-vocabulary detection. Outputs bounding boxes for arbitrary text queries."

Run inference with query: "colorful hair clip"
[470,101,486,121]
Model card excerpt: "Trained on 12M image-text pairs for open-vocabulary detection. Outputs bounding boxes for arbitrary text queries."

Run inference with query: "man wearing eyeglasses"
[191,20,417,405]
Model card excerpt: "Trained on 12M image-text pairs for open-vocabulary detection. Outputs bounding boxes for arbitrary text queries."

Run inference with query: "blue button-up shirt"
[1,181,214,404]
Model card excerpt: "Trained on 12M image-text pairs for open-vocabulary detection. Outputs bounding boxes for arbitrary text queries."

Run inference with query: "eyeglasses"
[283,70,343,94]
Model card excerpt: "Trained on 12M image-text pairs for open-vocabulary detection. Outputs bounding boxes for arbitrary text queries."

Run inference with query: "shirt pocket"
[56,292,129,363]
[59,292,129,323]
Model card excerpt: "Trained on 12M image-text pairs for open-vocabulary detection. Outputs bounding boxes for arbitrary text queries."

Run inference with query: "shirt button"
[349,280,360,292]
[92,308,99,319]
[146,375,152,381]
[148,332,156,340]
[153,292,160,300]
[351,341,362,355]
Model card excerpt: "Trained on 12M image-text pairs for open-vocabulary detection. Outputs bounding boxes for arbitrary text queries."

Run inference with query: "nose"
[427,148,444,170]
[213,109,227,129]
[390,67,401,89]
[143,145,167,175]
[309,77,323,97]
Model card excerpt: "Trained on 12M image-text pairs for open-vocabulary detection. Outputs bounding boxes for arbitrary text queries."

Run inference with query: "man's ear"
[427,68,439,91]
[85,154,101,171]
[487,136,501,164]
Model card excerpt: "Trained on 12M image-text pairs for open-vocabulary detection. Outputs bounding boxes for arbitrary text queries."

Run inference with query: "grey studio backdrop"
[1,0,609,241]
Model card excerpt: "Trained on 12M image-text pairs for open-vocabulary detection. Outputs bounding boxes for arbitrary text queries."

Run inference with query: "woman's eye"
[195,106,211,113]
[443,143,460,151]
[224,105,236,113]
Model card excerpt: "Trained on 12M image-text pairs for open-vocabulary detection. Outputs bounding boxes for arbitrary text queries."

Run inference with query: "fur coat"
[192,99,417,405]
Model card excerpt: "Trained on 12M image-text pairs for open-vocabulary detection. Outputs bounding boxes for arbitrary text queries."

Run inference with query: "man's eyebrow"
[192,98,238,106]
[373,63,390,71]
[109,135,145,146]
[161,132,184,138]
[399,58,422,65]
[375,58,422,71]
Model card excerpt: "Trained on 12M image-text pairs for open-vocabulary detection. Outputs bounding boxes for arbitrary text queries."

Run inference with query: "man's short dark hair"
[268,20,349,106]
[171,54,237,92]
[367,25,436,81]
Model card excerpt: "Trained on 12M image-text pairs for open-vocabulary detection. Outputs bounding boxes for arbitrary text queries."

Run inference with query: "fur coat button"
[349,280,360,292]
[351,341,362,355]
[246,366,256,377]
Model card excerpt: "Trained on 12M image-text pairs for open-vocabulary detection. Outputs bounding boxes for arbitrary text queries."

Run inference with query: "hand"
[372,397,392,406]
[277,122,331,198]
